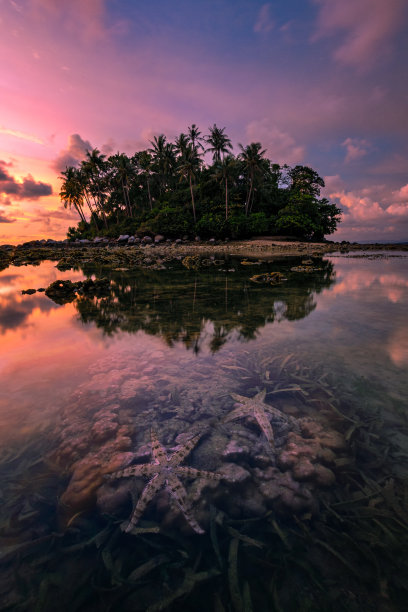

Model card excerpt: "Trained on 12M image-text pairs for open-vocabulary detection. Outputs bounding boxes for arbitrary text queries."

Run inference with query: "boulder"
[142,236,152,244]
[117,235,129,243]
[127,236,135,244]
[154,234,165,243]
[195,236,201,242]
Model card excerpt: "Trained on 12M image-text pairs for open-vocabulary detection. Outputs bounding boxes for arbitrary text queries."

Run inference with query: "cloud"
[0,210,16,223]
[245,120,305,165]
[51,134,92,172]
[312,0,406,67]
[342,137,370,163]
[28,0,108,40]
[0,161,52,202]
[329,180,408,239]
[0,126,44,145]
[254,4,275,33]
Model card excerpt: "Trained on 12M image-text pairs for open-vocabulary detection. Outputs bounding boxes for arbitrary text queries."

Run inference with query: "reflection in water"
[1,255,408,610]
[71,258,335,352]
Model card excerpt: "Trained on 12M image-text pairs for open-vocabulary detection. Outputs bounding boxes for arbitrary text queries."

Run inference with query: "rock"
[218,463,251,484]
[142,236,152,244]
[79,239,90,244]
[21,288,36,295]
[127,236,135,244]
[222,439,249,461]
[292,458,315,481]
[313,464,336,486]
[154,234,165,243]
[182,235,189,241]
[209,238,216,243]
[96,480,133,515]
[195,236,201,242]
[134,237,141,244]
[175,239,182,244]
[91,419,118,442]
[117,235,129,243]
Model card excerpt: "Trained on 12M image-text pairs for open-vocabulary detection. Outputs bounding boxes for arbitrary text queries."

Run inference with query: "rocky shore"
[1,235,407,271]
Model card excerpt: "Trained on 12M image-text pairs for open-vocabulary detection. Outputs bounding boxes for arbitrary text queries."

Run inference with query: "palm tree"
[187,124,205,152]
[174,133,189,158]
[108,153,136,217]
[59,166,87,223]
[81,148,108,227]
[148,135,176,193]
[213,155,237,221]
[205,124,233,163]
[177,145,201,222]
[135,151,153,210]
[238,142,267,215]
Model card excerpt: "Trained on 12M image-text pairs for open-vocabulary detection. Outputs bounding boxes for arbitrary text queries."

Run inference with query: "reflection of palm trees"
[73,259,335,353]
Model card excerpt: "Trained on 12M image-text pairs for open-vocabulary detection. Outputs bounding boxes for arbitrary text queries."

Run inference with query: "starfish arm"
[123,473,165,533]
[255,389,267,402]
[106,463,158,480]
[230,392,250,404]
[168,432,203,467]
[166,473,205,534]
[254,406,275,448]
[222,406,251,423]
[150,430,168,465]
[176,466,223,481]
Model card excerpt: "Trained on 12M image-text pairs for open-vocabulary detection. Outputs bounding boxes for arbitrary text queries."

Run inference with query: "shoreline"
[1,237,408,271]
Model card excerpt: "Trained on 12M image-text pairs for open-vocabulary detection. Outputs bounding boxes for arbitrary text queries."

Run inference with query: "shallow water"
[0,253,407,611]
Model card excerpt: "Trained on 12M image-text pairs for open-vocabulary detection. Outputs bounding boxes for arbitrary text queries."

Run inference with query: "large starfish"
[107,430,222,534]
[224,389,297,449]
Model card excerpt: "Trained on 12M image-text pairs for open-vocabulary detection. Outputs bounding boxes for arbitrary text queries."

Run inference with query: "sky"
[1,0,408,244]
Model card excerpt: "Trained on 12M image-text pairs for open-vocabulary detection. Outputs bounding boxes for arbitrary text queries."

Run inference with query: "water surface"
[0,253,407,610]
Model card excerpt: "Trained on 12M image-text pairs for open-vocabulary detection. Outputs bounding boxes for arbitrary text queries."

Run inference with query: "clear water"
[0,253,407,611]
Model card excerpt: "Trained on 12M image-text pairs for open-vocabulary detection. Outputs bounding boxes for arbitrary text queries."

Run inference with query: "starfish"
[107,430,222,534]
[224,389,297,449]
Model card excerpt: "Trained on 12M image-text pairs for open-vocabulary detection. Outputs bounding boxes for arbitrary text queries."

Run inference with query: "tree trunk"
[245,178,253,216]
[189,174,196,223]
[147,177,152,210]
[225,177,228,221]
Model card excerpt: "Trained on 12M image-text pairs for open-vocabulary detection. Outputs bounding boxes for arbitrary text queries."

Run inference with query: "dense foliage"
[60,124,342,241]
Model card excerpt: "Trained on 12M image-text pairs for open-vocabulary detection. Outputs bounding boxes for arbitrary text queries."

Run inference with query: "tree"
[205,124,233,163]
[108,153,136,217]
[187,124,205,152]
[213,155,238,220]
[135,151,153,210]
[288,165,325,197]
[81,148,108,227]
[59,167,87,223]
[177,145,201,222]
[238,142,267,215]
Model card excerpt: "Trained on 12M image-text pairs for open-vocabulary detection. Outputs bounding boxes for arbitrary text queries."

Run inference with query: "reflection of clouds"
[328,265,408,305]
[0,261,86,333]
[0,292,57,334]
[388,327,408,368]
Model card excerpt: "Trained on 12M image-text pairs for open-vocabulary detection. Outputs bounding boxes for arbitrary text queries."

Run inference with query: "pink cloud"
[51,134,93,172]
[342,137,370,163]
[312,0,406,67]
[28,0,108,41]
[254,4,275,33]
[245,119,305,165]
[330,180,408,239]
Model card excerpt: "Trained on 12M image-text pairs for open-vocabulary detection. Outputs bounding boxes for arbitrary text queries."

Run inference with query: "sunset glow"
[1,0,408,243]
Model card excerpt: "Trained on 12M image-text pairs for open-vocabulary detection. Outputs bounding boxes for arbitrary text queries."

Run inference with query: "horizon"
[1,0,408,244]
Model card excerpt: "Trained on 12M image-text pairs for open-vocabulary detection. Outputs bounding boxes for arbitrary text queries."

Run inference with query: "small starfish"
[107,430,222,534]
[224,389,296,449]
